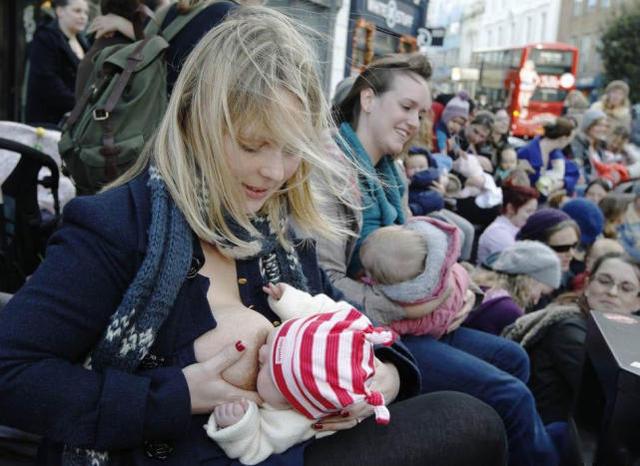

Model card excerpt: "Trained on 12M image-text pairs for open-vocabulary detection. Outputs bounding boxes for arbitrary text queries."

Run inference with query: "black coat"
[25,21,88,125]
[528,314,588,424]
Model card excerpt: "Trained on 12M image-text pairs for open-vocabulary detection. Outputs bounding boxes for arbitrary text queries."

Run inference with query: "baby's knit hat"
[441,92,470,125]
[561,198,604,246]
[270,308,395,425]
[516,208,571,242]
[378,216,460,305]
[580,108,607,132]
[488,240,562,288]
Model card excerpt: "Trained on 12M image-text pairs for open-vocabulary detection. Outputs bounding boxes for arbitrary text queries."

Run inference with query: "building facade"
[477,0,561,49]
[556,0,634,92]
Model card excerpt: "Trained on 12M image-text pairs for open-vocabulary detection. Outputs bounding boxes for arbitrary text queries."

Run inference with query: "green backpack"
[58,6,205,195]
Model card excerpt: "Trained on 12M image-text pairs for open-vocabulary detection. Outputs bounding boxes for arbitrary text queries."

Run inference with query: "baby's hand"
[262,283,285,301]
[214,399,249,428]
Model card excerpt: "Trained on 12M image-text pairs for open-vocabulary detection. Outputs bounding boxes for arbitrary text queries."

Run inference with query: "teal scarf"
[337,122,405,274]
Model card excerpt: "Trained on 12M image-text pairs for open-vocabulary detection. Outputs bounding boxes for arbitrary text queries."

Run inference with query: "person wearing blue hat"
[561,198,605,248]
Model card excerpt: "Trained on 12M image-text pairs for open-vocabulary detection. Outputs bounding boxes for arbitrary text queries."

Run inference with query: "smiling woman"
[503,252,640,423]
[0,7,508,466]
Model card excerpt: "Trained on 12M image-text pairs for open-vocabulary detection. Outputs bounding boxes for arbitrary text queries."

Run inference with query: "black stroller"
[0,137,60,293]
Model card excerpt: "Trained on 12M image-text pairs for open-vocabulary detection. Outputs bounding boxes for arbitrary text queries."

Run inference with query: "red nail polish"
[235,341,246,352]
[341,411,350,418]
[312,423,323,430]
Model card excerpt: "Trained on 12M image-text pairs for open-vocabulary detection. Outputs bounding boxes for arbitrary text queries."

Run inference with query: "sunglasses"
[549,242,578,253]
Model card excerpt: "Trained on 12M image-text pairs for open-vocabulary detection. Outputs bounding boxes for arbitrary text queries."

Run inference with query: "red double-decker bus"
[472,43,579,138]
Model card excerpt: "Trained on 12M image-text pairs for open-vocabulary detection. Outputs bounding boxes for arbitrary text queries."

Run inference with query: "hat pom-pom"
[366,327,395,346]
[366,392,390,425]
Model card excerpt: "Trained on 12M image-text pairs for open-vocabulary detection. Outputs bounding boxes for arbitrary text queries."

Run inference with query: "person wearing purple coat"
[466,241,562,335]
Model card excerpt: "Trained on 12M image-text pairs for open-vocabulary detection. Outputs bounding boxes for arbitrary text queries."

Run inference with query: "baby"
[359,216,476,339]
[452,150,503,208]
[494,145,518,184]
[205,287,393,465]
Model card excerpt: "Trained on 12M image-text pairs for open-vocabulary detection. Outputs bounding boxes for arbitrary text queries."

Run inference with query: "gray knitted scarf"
[61,167,307,465]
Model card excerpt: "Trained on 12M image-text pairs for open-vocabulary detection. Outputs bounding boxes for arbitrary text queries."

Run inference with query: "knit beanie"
[605,80,630,97]
[270,308,395,425]
[441,92,470,125]
[378,216,460,305]
[490,240,562,288]
[561,198,604,246]
[580,108,607,132]
[516,208,571,242]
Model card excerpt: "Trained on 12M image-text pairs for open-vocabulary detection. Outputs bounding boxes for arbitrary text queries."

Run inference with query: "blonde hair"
[472,269,537,310]
[111,6,355,255]
[360,226,427,284]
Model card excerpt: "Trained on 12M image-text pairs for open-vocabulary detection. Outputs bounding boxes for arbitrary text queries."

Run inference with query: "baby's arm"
[264,283,350,320]
[205,401,316,465]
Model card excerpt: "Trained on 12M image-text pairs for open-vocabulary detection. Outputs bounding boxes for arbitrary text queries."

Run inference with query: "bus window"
[528,49,574,74]
[531,88,568,103]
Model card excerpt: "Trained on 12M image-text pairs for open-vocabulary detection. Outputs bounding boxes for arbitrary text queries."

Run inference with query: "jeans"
[403,327,558,466]
[305,392,507,466]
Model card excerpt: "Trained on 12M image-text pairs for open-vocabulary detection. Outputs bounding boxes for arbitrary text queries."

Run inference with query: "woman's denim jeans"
[403,327,559,466]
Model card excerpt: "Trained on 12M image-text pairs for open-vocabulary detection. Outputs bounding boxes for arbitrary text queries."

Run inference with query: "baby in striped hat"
[205,285,394,465]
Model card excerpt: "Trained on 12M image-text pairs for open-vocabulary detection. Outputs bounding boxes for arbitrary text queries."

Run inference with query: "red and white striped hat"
[270,308,395,425]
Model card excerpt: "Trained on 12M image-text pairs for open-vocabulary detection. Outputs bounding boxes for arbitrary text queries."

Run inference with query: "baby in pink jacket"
[359,216,475,339]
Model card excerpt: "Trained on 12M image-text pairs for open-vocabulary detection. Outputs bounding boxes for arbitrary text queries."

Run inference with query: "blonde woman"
[0,7,506,466]
[469,241,562,335]
[590,80,632,131]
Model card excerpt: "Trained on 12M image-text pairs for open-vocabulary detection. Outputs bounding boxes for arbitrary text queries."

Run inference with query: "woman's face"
[493,110,510,135]
[547,226,579,272]
[465,123,491,146]
[56,0,89,35]
[588,118,609,141]
[446,116,466,135]
[585,184,608,205]
[528,278,554,306]
[361,72,431,158]
[585,258,640,313]
[509,198,538,228]
[607,89,626,107]
[224,131,301,214]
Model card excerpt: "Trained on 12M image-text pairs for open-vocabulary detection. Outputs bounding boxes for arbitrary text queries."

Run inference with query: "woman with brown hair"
[516,117,575,193]
[322,52,561,466]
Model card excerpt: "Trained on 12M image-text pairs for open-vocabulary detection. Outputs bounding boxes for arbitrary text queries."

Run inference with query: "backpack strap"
[92,37,151,178]
[159,3,210,43]
[143,3,172,37]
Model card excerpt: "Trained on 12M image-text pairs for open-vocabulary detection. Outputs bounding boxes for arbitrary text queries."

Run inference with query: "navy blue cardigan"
[0,173,419,465]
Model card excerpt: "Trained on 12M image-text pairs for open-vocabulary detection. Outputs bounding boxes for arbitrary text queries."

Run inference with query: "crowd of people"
[1,0,640,465]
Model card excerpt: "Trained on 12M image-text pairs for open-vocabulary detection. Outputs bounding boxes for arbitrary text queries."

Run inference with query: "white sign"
[367,0,414,29]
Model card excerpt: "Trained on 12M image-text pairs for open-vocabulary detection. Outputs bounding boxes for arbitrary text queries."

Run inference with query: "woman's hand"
[182,341,262,414]
[88,14,135,40]
[312,359,399,432]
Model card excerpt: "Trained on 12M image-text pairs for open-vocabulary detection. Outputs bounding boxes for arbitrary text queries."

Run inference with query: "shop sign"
[366,0,414,29]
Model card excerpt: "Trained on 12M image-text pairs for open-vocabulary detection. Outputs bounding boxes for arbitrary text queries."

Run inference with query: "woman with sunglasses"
[517,208,581,274]
[503,252,640,424]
